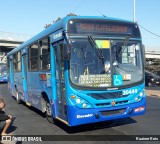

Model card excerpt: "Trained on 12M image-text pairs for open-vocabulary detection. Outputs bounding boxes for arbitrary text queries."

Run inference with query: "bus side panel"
[9,59,15,96]
[7,61,12,93]
[27,72,53,112]
[27,72,43,110]
[21,52,28,102]
[14,72,23,98]
[50,43,57,118]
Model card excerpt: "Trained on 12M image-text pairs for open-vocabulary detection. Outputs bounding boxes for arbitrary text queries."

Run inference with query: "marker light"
[70,95,76,99]
[70,21,73,24]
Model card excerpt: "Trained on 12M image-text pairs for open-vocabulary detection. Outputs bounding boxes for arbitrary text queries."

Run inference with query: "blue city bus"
[7,16,146,126]
[0,63,8,83]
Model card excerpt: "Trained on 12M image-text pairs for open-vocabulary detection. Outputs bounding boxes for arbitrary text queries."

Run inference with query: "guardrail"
[0,31,33,42]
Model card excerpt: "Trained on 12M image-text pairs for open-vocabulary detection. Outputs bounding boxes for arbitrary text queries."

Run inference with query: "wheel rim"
[16,91,19,101]
[46,101,54,123]
[46,102,52,117]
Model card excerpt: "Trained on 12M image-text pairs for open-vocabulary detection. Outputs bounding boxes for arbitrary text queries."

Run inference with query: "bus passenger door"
[22,53,28,102]
[53,43,67,122]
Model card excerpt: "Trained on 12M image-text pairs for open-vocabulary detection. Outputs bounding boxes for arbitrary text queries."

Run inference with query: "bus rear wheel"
[46,100,54,123]
[16,90,21,104]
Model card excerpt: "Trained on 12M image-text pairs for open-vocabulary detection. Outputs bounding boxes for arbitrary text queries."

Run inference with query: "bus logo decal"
[77,114,93,119]
[53,32,62,39]
[111,100,116,106]
[50,29,63,43]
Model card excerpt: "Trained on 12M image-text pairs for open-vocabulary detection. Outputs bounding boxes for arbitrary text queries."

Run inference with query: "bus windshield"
[69,38,143,88]
[0,64,8,76]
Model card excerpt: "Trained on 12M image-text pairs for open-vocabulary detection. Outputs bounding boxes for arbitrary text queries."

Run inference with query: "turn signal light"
[70,95,76,99]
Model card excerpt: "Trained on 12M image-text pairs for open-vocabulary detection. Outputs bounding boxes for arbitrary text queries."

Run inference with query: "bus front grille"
[96,102,110,106]
[89,92,128,100]
[95,100,129,107]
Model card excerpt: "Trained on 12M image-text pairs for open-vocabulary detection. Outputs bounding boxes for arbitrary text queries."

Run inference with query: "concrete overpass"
[0,39,22,48]
[0,31,32,47]
[0,31,32,63]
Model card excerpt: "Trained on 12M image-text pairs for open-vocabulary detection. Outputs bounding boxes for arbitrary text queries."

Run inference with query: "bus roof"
[7,16,136,56]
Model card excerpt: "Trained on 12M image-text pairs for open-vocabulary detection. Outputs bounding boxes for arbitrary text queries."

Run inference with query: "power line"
[138,24,160,38]
[96,10,107,17]
[72,0,85,14]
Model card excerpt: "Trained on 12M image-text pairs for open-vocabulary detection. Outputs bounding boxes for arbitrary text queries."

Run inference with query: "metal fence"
[0,31,33,42]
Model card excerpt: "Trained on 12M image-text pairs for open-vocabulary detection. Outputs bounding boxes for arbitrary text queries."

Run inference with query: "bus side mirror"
[63,44,70,60]
[142,44,146,66]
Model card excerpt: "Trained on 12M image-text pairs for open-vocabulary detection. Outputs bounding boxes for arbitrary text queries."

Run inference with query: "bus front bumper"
[67,98,146,126]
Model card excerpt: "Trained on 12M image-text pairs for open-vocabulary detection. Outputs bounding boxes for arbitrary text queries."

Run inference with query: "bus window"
[13,54,17,72]
[39,38,50,70]
[29,42,39,71]
[13,52,21,72]
[17,52,21,72]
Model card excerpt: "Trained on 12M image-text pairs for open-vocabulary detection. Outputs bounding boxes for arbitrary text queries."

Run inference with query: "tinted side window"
[39,38,50,70]
[13,52,21,72]
[13,54,17,72]
[29,42,39,71]
[17,52,22,72]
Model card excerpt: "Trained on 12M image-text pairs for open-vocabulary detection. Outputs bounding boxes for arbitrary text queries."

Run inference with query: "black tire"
[148,82,152,87]
[46,100,54,123]
[16,90,21,104]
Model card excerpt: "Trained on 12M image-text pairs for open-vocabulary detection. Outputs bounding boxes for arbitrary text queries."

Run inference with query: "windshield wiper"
[88,36,104,59]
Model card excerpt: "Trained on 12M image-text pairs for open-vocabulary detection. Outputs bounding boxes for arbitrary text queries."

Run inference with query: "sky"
[0,0,160,51]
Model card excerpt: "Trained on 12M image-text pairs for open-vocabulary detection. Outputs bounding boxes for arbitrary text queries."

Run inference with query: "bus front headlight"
[132,89,146,103]
[76,98,81,104]
[70,95,93,108]
[82,103,87,108]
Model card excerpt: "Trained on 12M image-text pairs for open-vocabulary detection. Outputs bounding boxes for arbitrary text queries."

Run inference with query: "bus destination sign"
[76,23,132,34]
[68,19,141,37]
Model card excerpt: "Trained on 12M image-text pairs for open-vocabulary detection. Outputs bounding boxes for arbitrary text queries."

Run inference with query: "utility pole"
[133,0,136,22]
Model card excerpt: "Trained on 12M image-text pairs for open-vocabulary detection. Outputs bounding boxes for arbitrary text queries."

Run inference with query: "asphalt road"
[0,83,160,144]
